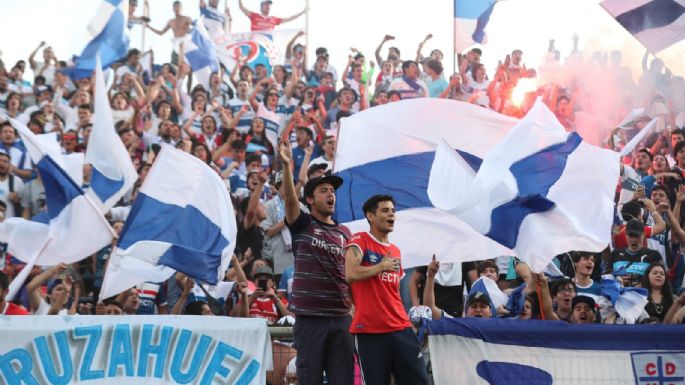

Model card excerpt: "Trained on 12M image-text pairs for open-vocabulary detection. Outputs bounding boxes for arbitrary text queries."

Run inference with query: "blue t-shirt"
[278,265,294,303]
[292,145,322,182]
[426,77,449,98]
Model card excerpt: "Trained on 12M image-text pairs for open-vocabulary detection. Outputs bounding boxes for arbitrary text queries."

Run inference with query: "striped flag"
[454,0,498,51]
[601,0,685,52]
[99,146,237,301]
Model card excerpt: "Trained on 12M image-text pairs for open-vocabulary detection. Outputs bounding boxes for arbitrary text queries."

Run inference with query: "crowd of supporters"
[1,0,685,383]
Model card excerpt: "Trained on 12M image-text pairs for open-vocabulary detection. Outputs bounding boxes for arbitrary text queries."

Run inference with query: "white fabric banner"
[0,316,272,385]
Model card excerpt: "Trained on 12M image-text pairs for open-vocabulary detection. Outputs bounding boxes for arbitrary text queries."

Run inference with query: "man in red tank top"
[345,194,428,384]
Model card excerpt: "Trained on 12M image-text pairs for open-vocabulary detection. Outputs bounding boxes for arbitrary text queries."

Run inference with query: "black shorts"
[294,315,354,385]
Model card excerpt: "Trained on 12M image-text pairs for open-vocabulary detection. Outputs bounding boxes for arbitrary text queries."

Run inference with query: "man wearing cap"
[389,61,429,100]
[570,295,596,324]
[465,290,493,318]
[238,0,305,32]
[279,140,353,385]
[344,194,429,384]
[248,265,291,325]
[610,218,662,286]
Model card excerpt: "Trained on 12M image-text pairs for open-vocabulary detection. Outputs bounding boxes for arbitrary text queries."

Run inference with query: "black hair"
[671,128,685,139]
[184,301,209,315]
[245,153,262,166]
[362,194,395,217]
[569,251,595,264]
[641,262,673,314]
[231,139,246,150]
[476,259,499,276]
[296,126,313,139]
[470,48,482,56]
[621,200,643,222]
[674,140,685,159]
[77,103,92,111]
[638,148,654,162]
[550,278,576,297]
[401,60,418,72]
[103,298,123,309]
[424,59,443,75]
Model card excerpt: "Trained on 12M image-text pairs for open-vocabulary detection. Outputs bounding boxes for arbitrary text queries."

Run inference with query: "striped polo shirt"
[286,210,351,317]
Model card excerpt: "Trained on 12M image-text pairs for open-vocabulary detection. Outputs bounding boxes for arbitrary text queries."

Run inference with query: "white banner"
[0,316,272,385]
[428,317,685,385]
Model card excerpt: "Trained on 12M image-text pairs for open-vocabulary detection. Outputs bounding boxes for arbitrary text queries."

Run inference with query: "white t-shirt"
[389,77,429,99]
[256,96,290,145]
[0,175,24,218]
[309,155,333,172]
[35,297,69,315]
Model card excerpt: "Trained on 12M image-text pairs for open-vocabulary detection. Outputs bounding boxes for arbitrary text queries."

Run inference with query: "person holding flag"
[344,194,429,385]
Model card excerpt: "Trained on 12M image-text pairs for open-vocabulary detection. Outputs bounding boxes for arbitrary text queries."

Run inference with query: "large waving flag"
[0,120,114,305]
[85,55,137,212]
[428,100,619,272]
[76,0,129,70]
[333,98,516,269]
[454,0,498,51]
[99,146,237,300]
[429,317,685,385]
[601,0,685,53]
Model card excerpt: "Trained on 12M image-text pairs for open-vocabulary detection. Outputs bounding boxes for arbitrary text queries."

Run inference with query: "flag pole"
[453,0,457,74]
[142,0,150,52]
[3,238,53,311]
[305,0,310,67]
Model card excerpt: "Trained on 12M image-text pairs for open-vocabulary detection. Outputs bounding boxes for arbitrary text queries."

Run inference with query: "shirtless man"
[146,1,192,64]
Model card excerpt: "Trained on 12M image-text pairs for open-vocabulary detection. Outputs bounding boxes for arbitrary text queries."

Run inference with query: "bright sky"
[2,0,685,81]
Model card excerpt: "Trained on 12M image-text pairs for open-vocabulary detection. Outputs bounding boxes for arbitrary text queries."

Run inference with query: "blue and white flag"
[185,18,220,73]
[333,98,516,269]
[76,0,129,70]
[469,277,507,314]
[428,100,619,272]
[0,119,114,266]
[600,278,649,324]
[429,317,685,385]
[86,55,138,212]
[0,120,114,306]
[99,146,237,300]
[454,0,498,51]
[602,0,685,53]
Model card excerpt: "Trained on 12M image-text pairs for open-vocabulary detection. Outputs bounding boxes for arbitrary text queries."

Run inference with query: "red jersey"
[613,224,653,249]
[249,296,287,325]
[346,232,411,334]
[4,302,29,315]
[249,12,282,31]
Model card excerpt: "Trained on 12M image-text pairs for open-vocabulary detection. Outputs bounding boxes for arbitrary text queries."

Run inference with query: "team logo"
[631,352,685,385]
[313,229,323,236]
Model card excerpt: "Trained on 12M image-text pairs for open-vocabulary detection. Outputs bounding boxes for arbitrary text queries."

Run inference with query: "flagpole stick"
[536,280,546,320]
[452,1,456,74]
[142,0,150,52]
[305,0,310,45]
[3,238,53,313]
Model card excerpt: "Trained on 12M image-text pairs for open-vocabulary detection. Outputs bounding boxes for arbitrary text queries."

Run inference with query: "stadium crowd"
[1,0,685,383]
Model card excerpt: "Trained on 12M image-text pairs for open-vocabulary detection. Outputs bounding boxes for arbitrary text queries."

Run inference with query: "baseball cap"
[307,163,328,177]
[626,219,644,237]
[261,0,272,4]
[303,175,343,198]
[466,291,491,308]
[47,278,64,295]
[254,265,274,279]
[571,295,595,309]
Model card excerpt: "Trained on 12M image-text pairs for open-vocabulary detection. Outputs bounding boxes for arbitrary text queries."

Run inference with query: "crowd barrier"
[428,317,685,385]
[0,316,272,385]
